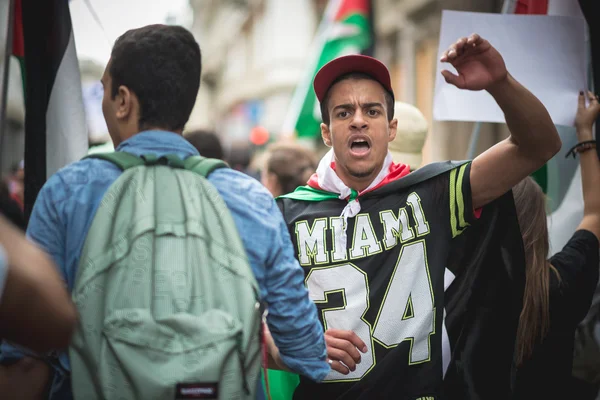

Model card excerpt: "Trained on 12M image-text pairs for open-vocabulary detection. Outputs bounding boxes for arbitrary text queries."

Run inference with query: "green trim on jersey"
[449,163,471,238]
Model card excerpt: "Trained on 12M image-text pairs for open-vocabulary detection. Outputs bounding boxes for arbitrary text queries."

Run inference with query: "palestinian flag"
[13,0,88,221]
[281,0,373,139]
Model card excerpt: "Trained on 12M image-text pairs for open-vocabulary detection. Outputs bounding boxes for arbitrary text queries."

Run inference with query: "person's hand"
[324,329,367,375]
[575,91,600,140]
[263,323,291,371]
[440,33,508,92]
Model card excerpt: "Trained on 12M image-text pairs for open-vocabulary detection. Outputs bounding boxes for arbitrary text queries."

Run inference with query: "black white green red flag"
[13,0,88,220]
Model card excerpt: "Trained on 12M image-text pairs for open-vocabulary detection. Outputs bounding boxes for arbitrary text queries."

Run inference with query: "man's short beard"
[348,166,377,179]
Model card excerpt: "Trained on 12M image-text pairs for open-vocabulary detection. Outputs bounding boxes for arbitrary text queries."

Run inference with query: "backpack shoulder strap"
[85,152,229,176]
[184,156,229,178]
[84,152,144,171]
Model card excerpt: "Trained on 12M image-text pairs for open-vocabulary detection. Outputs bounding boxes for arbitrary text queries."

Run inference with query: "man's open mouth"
[350,138,371,156]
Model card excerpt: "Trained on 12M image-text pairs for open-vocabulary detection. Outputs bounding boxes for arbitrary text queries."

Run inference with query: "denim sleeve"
[26,174,67,274]
[263,203,329,382]
[207,169,329,382]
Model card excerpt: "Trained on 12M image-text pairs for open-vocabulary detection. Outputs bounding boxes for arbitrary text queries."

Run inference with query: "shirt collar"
[116,130,199,157]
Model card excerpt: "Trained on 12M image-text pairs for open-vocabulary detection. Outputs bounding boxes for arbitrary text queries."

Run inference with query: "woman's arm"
[575,91,600,241]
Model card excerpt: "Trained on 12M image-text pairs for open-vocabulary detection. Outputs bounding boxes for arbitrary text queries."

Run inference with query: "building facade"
[188,0,325,148]
[188,0,510,162]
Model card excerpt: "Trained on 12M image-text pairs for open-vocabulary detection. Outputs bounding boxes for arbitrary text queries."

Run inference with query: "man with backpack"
[2,24,330,399]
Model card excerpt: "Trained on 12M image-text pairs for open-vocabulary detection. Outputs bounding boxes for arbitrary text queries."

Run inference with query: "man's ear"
[321,123,332,147]
[388,118,398,143]
[115,85,133,121]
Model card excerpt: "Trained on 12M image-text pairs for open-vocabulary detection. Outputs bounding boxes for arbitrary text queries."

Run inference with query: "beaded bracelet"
[565,140,597,159]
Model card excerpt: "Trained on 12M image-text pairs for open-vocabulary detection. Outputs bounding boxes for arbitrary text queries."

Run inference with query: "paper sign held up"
[433,11,586,126]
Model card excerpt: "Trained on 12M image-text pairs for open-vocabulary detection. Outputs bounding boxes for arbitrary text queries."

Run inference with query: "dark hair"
[319,72,395,125]
[10,162,21,175]
[265,142,318,195]
[227,144,252,172]
[109,24,201,132]
[184,130,224,160]
[0,180,25,231]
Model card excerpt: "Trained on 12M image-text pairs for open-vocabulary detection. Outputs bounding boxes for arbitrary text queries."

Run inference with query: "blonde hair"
[512,177,560,365]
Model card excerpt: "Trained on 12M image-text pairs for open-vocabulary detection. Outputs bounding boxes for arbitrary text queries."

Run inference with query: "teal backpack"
[69,152,262,400]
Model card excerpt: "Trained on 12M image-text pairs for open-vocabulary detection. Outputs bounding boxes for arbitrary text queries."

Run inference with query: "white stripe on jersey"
[442,267,456,377]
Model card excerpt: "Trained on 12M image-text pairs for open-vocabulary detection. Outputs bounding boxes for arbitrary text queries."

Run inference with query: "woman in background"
[261,141,317,198]
[513,91,600,399]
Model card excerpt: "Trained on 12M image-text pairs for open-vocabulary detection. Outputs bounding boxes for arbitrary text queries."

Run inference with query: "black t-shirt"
[277,163,476,400]
[514,229,600,399]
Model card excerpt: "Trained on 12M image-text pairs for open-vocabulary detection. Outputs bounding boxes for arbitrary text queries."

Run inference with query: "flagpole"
[0,0,15,172]
[465,0,515,159]
[280,0,342,137]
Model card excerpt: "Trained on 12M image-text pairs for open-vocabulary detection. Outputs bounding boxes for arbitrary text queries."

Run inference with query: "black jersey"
[277,162,481,399]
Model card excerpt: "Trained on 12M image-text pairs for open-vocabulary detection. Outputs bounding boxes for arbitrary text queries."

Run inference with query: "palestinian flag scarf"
[281,149,410,248]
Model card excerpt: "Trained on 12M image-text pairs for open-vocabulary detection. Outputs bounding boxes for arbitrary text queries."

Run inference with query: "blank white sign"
[548,0,584,19]
[433,11,586,126]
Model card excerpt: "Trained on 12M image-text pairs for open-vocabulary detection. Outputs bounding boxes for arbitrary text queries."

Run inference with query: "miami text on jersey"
[294,191,429,266]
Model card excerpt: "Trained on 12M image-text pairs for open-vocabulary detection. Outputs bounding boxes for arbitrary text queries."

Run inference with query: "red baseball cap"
[313,54,395,103]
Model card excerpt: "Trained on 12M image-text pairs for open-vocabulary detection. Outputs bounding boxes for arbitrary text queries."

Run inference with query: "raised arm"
[574,91,600,240]
[440,34,562,209]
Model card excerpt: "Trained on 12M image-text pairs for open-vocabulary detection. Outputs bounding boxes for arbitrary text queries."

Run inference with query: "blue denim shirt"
[2,131,328,398]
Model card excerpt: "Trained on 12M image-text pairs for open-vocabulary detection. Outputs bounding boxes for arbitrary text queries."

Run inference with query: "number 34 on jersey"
[296,192,436,382]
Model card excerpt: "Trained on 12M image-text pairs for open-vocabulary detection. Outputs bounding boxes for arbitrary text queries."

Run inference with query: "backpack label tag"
[175,383,219,399]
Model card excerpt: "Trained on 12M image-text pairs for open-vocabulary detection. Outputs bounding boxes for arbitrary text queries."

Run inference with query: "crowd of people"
[0,23,598,400]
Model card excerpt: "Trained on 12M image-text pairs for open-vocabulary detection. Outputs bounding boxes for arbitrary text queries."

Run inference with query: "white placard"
[548,0,584,19]
[433,11,586,126]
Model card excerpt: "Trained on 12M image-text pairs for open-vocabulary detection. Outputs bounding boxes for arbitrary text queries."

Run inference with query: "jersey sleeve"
[548,229,600,325]
[448,162,477,238]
